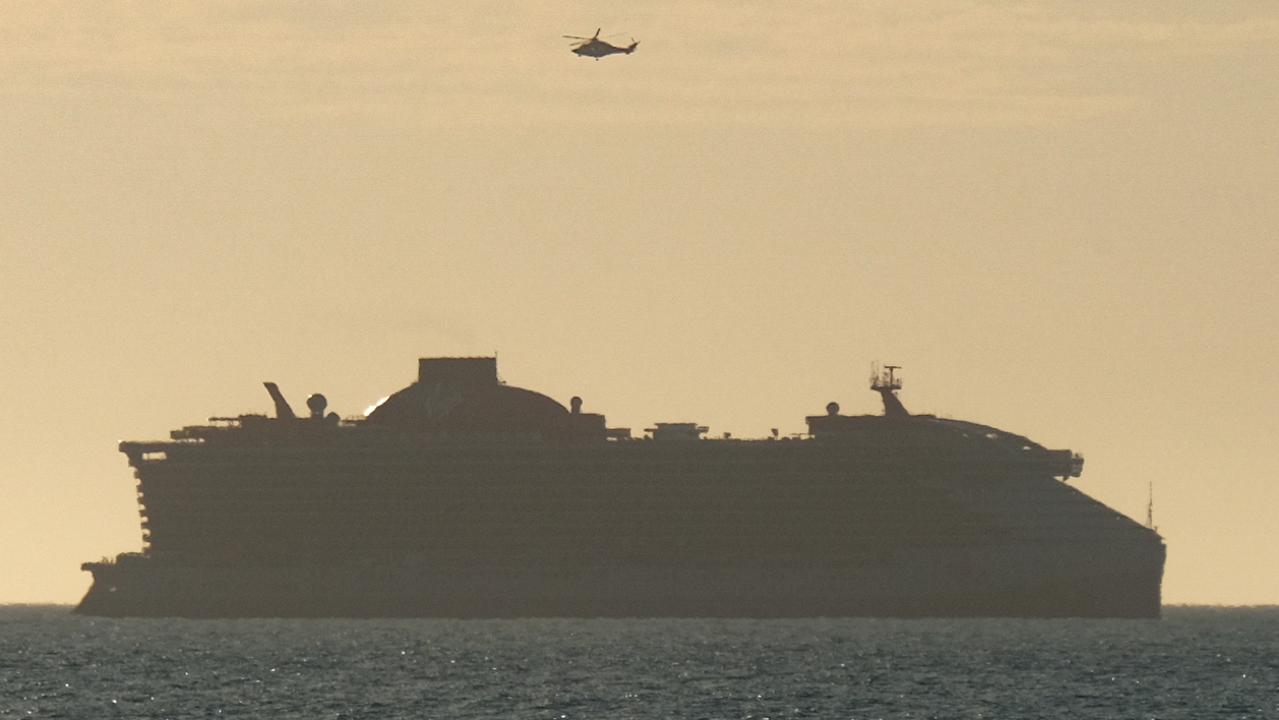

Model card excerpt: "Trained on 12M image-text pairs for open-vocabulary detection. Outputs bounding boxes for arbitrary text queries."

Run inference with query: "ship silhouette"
[78,357,1165,618]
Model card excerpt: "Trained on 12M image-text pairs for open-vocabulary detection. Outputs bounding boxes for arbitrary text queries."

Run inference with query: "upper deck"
[119,357,1082,481]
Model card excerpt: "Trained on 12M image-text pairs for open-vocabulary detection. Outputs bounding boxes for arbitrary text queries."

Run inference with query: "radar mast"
[870,363,910,418]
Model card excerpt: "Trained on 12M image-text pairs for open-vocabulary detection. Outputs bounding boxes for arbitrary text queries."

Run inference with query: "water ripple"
[1,607,1276,718]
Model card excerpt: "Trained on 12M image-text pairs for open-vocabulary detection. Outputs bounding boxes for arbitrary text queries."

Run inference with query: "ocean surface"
[1,606,1275,719]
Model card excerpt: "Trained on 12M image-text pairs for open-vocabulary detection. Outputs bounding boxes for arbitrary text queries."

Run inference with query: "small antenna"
[1145,481,1157,532]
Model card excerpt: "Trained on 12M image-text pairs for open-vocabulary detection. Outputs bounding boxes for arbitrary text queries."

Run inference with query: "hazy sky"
[3,1,1277,604]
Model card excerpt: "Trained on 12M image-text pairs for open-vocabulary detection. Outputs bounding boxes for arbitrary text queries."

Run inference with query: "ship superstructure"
[78,358,1165,618]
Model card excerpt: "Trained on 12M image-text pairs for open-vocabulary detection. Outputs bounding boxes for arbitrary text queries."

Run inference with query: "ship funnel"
[263,382,296,420]
[418,357,498,387]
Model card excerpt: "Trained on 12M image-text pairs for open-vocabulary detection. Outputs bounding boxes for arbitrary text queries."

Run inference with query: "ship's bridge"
[803,365,1084,479]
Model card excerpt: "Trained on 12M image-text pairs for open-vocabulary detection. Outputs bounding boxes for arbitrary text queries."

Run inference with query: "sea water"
[1,606,1275,718]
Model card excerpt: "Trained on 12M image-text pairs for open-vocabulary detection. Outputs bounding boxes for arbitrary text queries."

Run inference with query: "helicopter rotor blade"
[562,35,591,40]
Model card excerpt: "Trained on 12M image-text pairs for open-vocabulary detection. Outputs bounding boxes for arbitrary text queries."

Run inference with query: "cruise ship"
[77,357,1165,617]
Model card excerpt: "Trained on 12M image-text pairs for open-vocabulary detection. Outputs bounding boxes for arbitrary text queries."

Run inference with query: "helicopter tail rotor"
[625,39,639,53]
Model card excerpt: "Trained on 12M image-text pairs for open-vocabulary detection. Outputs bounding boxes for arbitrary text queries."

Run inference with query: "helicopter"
[563,29,639,60]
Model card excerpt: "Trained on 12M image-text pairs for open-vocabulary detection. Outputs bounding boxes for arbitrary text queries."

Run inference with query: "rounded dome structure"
[366,357,569,435]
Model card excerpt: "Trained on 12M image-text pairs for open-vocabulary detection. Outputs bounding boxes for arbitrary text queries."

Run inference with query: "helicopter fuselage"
[571,39,637,59]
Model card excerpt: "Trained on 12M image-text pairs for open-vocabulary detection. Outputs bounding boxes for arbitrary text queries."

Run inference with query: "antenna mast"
[1145,482,1157,532]
[869,362,909,418]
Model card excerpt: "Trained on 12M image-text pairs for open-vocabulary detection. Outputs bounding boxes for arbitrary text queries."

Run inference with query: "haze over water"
[2,2,1278,606]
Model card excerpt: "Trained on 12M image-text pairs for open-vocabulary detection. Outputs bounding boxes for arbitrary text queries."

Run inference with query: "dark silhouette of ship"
[77,357,1165,618]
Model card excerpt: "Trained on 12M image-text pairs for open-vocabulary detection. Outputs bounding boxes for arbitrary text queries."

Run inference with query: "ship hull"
[79,540,1163,618]
[81,425,1165,618]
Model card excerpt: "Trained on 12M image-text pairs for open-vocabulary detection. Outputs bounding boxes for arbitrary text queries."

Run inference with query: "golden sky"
[2,1,1277,604]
